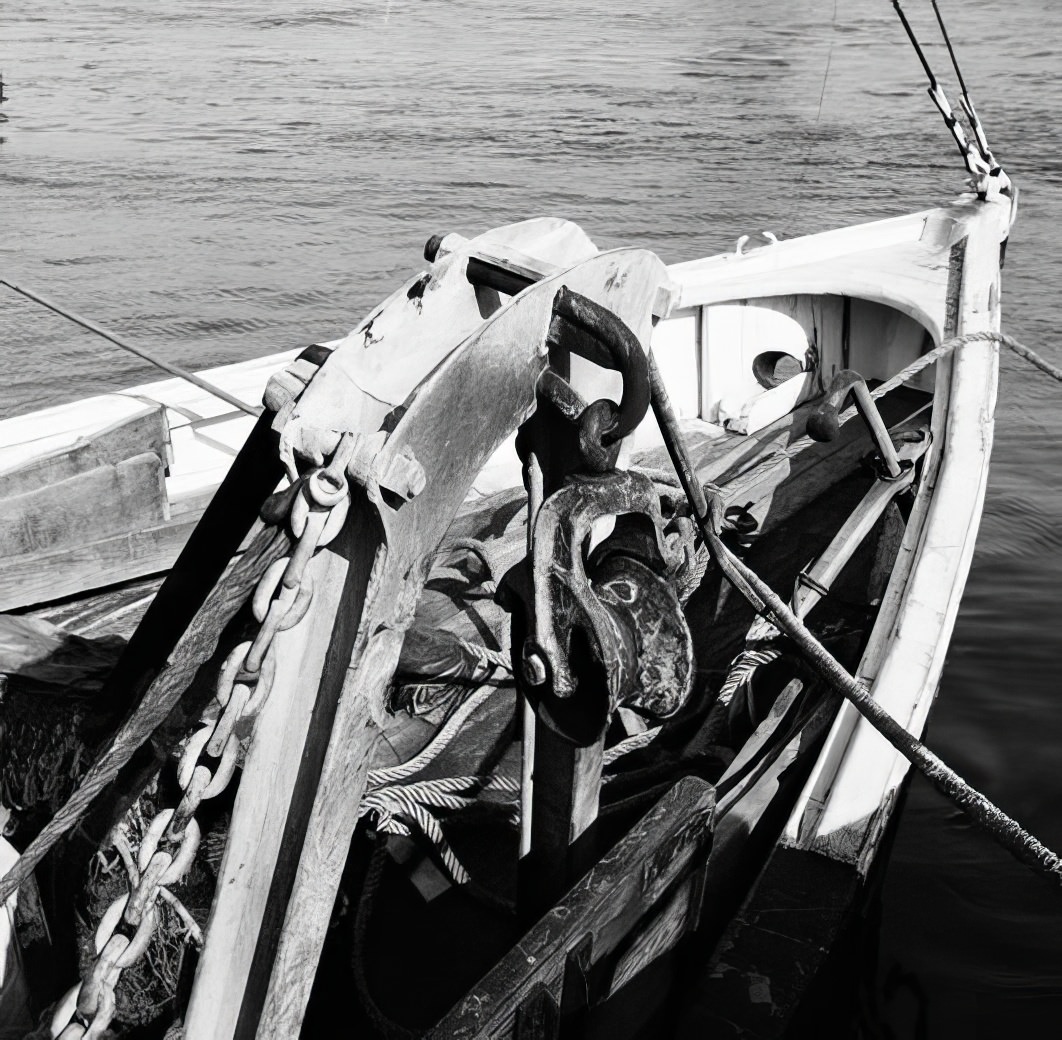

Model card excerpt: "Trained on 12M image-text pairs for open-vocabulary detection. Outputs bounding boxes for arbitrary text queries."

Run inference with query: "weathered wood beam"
[521,721,605,924]
[790,432,927,619]
[0,453,166,559]
[428,777,715,1040]
[0,404,167,498]
[184,497,381,1040]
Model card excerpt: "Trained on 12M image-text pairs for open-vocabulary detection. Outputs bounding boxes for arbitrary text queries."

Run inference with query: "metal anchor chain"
[49,434,358,1040]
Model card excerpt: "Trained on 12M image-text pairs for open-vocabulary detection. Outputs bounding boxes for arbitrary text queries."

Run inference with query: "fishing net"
[0,617,215,1034]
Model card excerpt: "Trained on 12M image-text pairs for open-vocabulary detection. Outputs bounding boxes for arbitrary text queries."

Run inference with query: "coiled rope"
[360,683,664,886]
[366,685,499,788]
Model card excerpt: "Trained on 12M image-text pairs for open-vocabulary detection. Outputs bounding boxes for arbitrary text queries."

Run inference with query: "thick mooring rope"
[362,719,664,886]
[648,332,1062,888]
[366,685,499,788]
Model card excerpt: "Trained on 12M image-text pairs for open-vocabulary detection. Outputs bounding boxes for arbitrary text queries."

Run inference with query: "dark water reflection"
[2,0,1060,1033]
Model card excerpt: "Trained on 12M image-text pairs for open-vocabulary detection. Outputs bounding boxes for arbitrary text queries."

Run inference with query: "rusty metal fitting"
[808,369,903,478]
[546,286,651,447]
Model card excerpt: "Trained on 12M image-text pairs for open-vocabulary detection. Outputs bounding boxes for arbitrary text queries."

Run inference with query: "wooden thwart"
[0,404,177,611]
[0,404,168,498]
[0,452,165,558]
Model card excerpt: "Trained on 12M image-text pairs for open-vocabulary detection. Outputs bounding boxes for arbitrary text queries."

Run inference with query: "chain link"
[51,433,357,1039]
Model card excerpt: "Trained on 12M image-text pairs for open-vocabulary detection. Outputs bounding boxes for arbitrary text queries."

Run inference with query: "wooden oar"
[648,354,1062,888]
[0,278,262,416]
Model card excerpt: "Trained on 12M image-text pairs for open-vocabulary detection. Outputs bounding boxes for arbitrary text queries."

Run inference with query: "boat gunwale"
[778,189,1011,870]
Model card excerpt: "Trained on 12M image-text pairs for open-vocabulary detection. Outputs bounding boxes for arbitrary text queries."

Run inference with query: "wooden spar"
[521,724,606,925]
[184,496,381,1040]
[186,248,669,1039]
[428,777,715,1040]
[789,431,928,619]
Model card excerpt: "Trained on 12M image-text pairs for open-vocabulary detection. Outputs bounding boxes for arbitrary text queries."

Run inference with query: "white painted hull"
[0,194,1013,871]
[0,186,1017,1038]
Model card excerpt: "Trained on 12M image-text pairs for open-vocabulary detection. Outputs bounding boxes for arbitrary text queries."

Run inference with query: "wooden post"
[184,498,382,1040]
[521,720,606,924]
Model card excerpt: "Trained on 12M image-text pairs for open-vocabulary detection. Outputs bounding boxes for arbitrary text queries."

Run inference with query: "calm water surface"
[2,1,1060,1034]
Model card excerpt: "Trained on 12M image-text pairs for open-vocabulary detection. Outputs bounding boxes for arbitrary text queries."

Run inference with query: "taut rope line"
[0,278,262,417]
[647,332,1062,888]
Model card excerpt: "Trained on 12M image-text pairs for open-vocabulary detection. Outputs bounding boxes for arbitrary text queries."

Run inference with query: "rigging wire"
[889,0,1005,193]
[793,3,839,197]
[814,0,839,125]
[0,278,263,417]
[890,0,939,91]
[930,0,994,165]
[929,0,972,102]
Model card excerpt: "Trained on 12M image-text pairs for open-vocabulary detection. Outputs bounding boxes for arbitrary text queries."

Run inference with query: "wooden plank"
[515,983,560,1040]
[0,453,165,558]
[606,871,702,997]
[521,723,605,924]
[0,413,281,621]
[0,404,168,497]
[789,433,926,619]
[428,777,715,1040]
[250,571,392,1037]
[0,514,201,613]
[184,499,379,1040]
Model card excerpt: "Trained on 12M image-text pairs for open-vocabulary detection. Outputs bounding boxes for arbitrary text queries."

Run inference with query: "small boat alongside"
[0,7,1056,1040]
